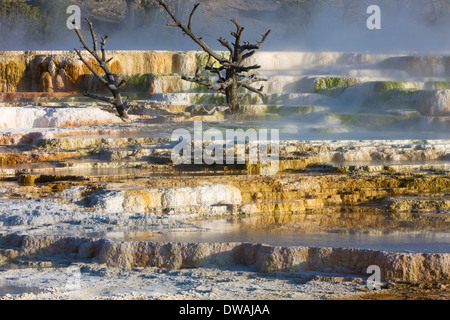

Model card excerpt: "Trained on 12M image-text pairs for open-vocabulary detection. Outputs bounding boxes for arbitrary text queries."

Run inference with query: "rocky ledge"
[1,234,448,284]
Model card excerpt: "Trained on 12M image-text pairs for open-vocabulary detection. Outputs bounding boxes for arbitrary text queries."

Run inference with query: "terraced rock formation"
[0,50,449,300]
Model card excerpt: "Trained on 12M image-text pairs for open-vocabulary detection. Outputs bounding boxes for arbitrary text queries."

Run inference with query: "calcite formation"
[0,51,201,94]
[0,50,449,300]
[0,106,122,129]
[1,234,448,283]
[85,184,241,214]
[416,90,450,116]
[0,128,448,287]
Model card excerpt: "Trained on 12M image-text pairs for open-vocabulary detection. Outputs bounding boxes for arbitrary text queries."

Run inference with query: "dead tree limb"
[73,18,129,120]
[157,0,271,113]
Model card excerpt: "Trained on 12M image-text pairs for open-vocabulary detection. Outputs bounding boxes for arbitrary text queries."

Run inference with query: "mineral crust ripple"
[0,50,449,300]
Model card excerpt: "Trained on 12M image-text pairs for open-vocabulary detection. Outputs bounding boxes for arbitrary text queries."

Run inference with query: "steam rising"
[1,0,450,53]
[1,1,449,140]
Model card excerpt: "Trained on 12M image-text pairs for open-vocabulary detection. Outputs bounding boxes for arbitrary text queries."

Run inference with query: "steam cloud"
[2,0,450,53]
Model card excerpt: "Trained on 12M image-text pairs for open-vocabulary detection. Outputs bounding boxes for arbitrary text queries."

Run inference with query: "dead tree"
[157,0,271,113]
[73,18,129,119]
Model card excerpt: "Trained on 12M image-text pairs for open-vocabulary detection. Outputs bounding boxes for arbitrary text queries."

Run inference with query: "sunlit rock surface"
[416,90,450,116]
[85,184,242,214]
[0,51,201,93]
[1,234,448,283]
[0,50,449,299]
[0,106,122,129]
[2,50,448,135]
[1,50,449,133]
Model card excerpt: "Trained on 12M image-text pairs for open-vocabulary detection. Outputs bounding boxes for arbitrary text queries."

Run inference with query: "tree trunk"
[113,91,128,119]
[226,72,239,113]
[73,18,130,120]
[156,1,270,115]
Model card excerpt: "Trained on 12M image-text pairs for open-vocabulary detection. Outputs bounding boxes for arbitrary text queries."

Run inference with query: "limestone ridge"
[1,51,450,132]
[1,234,449,283]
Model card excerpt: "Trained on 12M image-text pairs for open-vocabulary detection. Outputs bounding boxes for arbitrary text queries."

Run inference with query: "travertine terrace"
[0,50,449,300]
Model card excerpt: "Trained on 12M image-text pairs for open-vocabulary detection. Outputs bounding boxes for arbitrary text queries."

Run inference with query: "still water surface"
[85,217,450,254]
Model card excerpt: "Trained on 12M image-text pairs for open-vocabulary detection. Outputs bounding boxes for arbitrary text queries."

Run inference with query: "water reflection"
[84,213,450,253]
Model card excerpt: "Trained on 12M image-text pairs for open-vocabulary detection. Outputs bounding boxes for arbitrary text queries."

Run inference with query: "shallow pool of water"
[84,217,450,254]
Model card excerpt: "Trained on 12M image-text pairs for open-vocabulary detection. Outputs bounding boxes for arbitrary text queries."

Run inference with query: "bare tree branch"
[87,19,98,52]
[73,18,129,119]
[238,74,267,97]
[101,36,108,63]
[74,49,107,86]
[218,37,233,53]
[157,0,270,113]
[83,92,114,104]
[156,0,228,66]
[239,75,268,86]
[241,83,265,97]
[231,19,244,50]
[241,50,256,61]
[236,64,263,73]
[181,75,234,94]
[241,30,271,51]
[188,3,200,31]
[205,65,226,83]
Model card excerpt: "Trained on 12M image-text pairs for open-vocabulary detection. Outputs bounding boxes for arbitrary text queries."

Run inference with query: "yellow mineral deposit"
[0,50,449,300]
[0,51,201,94]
